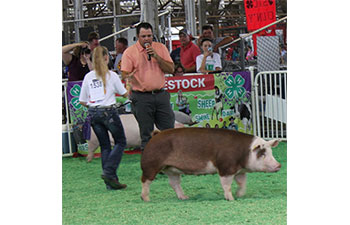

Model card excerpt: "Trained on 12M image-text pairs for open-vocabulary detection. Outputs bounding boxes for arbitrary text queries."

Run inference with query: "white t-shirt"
[196,52,222,72]
[79,70,127,107]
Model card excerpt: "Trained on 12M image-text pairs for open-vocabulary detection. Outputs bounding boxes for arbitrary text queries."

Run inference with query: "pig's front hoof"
[224,193,234,201]
[141,195,150,202]
[178,195,189,200]
[225,197,234,201]
[236,190,245,198]
[86,154,93,163]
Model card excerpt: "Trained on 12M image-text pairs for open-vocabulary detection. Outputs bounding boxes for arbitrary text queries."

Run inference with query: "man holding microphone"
[121,22,175,151]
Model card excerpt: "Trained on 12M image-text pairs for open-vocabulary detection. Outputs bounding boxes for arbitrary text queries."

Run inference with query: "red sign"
[165,74,215,93]
[244,0,276,31]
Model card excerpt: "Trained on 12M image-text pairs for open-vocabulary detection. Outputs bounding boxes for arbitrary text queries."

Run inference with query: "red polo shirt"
[180,41,201,70]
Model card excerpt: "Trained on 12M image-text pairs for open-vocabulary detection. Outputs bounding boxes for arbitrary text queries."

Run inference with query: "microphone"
[145,43,151,61]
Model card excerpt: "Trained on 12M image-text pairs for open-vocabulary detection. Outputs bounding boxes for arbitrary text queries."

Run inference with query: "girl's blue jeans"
[88,106,126,181]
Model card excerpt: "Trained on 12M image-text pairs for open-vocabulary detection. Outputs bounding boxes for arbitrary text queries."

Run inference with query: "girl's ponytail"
[92,46,109,88]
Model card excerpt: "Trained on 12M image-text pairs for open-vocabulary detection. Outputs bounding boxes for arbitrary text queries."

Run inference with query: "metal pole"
[239,32,245,71]
[184,0,197,36]
[198,0,207,34]
[219,16,287,50]
[63,13,142,23]
[99,22,141,42]
[249,66,257,136]
[113,0,117,42]
[167,12,172,52]
[98,10,170,43]
[140,0,159,39]
[63,81,73,155]
[74,0,83,43]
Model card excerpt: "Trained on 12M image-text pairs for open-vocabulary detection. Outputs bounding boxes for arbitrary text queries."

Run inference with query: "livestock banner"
[168,72,253,134]
[66,72,253,153]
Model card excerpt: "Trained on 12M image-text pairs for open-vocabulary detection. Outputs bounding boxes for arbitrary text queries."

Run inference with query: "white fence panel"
[62,80,74,157]
[252,70,287,140]
[265,95,287,123]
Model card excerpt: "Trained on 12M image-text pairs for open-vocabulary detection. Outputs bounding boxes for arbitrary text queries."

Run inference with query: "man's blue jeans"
[88,106,126,181]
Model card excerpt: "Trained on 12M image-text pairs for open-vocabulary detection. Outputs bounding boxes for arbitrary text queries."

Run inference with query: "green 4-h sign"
[224,74,246,99]
[69,84,82,110]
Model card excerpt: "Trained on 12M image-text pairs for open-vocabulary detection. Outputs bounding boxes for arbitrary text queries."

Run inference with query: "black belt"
[88,104,117,110]
[132,89,165,94]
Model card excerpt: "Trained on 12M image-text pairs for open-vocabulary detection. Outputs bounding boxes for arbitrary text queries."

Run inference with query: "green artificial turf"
[62,142,287,225]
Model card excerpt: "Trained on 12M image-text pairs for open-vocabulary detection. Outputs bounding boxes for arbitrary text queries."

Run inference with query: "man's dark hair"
[88,31,99,42]
[200,38,213,46]
[202,24,213,32]
[136,22,153,35]
[116,37,128,46]
[174,63,185,72]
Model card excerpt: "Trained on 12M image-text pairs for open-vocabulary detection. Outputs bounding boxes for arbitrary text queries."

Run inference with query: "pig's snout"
[266,163,281,173]
[273,163,281,172]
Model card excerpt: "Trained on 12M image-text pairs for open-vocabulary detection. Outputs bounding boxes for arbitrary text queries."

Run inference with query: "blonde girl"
[79,46,129,190]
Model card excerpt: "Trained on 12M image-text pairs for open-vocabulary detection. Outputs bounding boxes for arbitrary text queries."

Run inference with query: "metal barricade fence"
[251,70,287,140]
[62,79,74,157]
[62,71,287,157]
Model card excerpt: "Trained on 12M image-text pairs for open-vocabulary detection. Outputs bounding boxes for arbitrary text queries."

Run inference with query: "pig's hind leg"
[219,175,234,201]
[141,178,152,202]
[166,173,189,200]
[140,164,164,201]
[234,173,247,197]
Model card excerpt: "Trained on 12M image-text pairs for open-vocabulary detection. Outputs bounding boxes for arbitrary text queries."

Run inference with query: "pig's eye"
[257,149,266,158]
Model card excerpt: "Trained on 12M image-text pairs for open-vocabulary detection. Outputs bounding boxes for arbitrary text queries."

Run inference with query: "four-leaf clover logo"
[224,74,246,100]
[246,0,254,9]
[70,84,82,110]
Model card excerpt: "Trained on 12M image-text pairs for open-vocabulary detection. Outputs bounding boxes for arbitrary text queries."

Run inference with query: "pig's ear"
[252,144,262,152]
[268,139,280,148]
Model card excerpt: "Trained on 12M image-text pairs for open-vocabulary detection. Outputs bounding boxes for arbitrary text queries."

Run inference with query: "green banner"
[168,72,253,134]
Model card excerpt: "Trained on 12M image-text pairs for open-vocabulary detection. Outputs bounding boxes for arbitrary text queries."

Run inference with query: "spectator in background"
[179,29,201,73]
[88,32,100,52]
[197,24,233,53]
[62,42,93,153]
[280,45,287,65]
[88,31,114,70]
[62,42,92,81]
[232,47,239,61]
[113,37,128,74]
[173,63,185,76]
[225,47,233,60]
[170,47,181,65]
[196,38,222,73]
[245,45,254,61]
